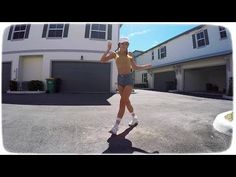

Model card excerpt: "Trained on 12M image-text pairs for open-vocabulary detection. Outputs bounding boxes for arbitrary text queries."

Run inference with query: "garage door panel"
[154,71,176,91]
[2,62,11,93]
[184,65,226,92]
[52,61,110,93]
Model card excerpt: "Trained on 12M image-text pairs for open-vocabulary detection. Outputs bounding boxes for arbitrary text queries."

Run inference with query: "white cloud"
[128,29,151,38]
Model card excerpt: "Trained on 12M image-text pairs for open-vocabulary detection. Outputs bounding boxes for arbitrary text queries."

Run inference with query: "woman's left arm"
[129,52,152,70]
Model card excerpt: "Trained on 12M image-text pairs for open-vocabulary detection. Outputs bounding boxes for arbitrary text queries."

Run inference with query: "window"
[13,25,26,39]
[158,46,166,59]
[196,32,206,47]
[91,24,106,39]
[142,73,148,83]
[152,51,154,60]
[192,29,209,48]
[160,47,166,58]
[42,24,69,39]
[84,24,112,40]
[48,24,64,38]
[219,26,227,39]
[8,24,31,40]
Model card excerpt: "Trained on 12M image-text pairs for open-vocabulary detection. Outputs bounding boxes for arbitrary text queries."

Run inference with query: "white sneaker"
[109,126,119,135]
[129,118,138,127]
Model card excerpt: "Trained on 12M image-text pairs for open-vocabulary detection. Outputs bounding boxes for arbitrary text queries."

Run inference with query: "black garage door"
[52,61,111,93]
[2,62,11,93]
[154,71,176,91]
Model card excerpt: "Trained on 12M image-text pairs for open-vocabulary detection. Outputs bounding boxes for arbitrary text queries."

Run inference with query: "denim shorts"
[117,73,134,87]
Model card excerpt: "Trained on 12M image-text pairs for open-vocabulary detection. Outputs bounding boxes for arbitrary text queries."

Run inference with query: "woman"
[100,37,152,135]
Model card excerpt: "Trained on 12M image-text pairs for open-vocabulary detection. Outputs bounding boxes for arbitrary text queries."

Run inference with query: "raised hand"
[107,41,112,51]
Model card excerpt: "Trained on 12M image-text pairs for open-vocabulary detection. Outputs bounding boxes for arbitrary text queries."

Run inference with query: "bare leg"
[118,85,124,96]
[126,99,134,113]
[118,85,133,113]
[117,85,133,118]
[109,85,134,134]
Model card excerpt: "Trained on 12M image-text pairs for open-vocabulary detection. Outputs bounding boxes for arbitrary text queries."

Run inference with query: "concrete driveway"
[1,90,233,154]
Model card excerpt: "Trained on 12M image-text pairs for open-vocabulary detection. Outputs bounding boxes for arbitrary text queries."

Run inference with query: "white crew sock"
[114,117,121,127]
[130,112,137,119]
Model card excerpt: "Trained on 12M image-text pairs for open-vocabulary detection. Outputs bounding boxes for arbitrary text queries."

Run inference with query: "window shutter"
[107,24,112,40]
[63,24,69,37]
[25,24,31,38]
[158,48,160,59]
[7,25,13,40]
[85,24,90,38]
[42,24,48,38]
[204,29,209,45]
[192,34,196,48]
[164,46,166,57]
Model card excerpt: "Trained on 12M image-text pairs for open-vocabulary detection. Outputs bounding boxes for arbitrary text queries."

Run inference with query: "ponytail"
[115,43,120,52]
[115,43,128,55]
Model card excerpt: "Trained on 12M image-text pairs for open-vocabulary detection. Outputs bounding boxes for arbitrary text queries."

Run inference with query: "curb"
[222,95,233,100]
[213,110,233,136]
[7,91,46,94]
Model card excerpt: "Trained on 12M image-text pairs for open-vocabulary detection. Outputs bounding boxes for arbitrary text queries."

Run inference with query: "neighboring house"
[131,50,144,86]
[132,50,144,58]
[135,25,232,95]
[2,23,121,93]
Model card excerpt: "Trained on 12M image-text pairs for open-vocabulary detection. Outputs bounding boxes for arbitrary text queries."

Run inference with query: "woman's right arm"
[100,42,116,63]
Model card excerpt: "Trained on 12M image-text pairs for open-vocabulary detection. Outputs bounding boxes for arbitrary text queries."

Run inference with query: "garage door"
[2,62,11,93]
[19,55,43,81]
[52,61,111,93]
[154,71,176,91]
[184,65,226,92]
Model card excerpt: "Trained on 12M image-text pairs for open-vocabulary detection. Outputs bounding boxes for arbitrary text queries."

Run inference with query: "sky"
[120,23,200,52]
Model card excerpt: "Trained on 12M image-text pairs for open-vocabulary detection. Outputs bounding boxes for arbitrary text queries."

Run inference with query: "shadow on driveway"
[2,93,115,106]
[103,126,159,154]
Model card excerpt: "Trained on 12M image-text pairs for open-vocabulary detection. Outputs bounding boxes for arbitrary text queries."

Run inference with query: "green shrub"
[28,80,44,91]
[9,80,17,91]
[225,112,233,121]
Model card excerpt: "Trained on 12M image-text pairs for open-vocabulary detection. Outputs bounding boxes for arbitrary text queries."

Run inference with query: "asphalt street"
[1,90,233,154]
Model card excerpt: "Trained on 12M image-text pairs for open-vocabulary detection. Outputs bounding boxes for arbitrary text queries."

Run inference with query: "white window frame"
[196,30,206,48]
[90,24,107,40]
[219,26,227,39]
[160,46,166,59]
[142,73,148,83]
[47,24,65,39]
[12,24,27,40]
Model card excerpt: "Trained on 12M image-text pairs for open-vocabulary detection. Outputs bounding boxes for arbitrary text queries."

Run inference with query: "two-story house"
[2,23,121,93]
[135,25,232,96]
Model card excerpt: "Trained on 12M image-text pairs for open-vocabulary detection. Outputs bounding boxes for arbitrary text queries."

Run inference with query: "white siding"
[2,23,120,93]
[3,24,120,52]
[135,25,232,91]
[135,25,232,68]
[135,52,152,84]
[150,25,232,67]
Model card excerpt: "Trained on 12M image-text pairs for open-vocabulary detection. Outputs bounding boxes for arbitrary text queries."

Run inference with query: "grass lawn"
[225,112,233,122]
